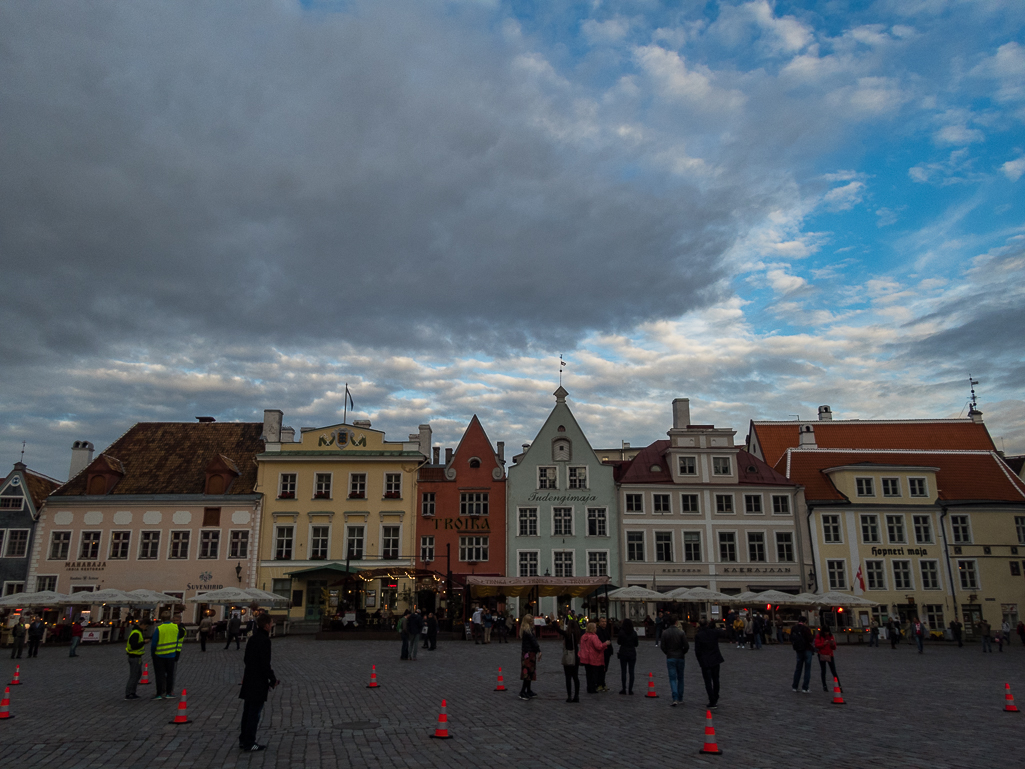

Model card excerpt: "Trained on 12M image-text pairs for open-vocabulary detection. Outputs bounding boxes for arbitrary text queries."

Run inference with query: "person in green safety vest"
[124,621,147,700]
[150,611,179,700]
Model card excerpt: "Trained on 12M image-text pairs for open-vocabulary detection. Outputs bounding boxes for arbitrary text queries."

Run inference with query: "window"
[678,456,697,475]
[909,478,928,497]
[314,473,332,498]
[715,494,734,514]
[346,526,364,560]
[421,492,436,516]
[886,515,906,544]
[272,579,290,601]
[420,535,435,562]
[587,508,607,536]
[553,550,573,577]
[518,508,538,537]
[382,526,400,559]
[384,473,401,498]
[625,494,644,513]
[36,576,57,592]
[538,467,557,489]
[681,494,700,513]
[200,530,220,559]
[712,457,731,476]
[775,532,794,562]
[229,530,249,559]
[202,507,221,527]
[855,477,874,497]
[3,582,25,596]
[861,514,880,543]
[274,526,293,560]
[588,551,608,577]
[627,531,645,562]
[923,604,944,630]
[79,531,101,560]
[683,531,701,561]
[310,526,329,559]
[892,560,912,590]
[920,560,940,590]
[568,467,587,489]
[169,531,190,560]
[279,473,296,498]
[553,507,573,536]
[0,496,23,511]
[748,532,766,562]
[655,532,673,562]
[109,531,131,560]
[139,531,160,560]
[1017,516,1025,545]
[826,560,847,590]
[772,496,791,515]
[469,458,480,468]
[866,560,885,590]
[882,477,901,497]
[519,551,539,577]
[958,560,978,590]
[459,536,489,562]
[460,492,488,516]
[822,515,842,543]
[951,515,971,544]
[744,495,763,514]
[349,473,366,499]
[653,494,671,514]
[913,515,933,544]
[49,531,71,560]
[718,532,737,562]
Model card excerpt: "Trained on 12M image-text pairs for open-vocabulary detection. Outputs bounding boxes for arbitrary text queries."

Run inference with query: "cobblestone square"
[1,635,1020,768]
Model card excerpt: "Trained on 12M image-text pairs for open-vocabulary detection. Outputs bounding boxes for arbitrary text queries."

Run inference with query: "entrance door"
[306,580,328,621]
[962,604,982,637]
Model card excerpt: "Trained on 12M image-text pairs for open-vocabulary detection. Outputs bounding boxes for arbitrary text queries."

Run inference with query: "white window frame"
[865,559,886,590]
[886,514,907,544]
[957,559,979,590]
[421,492,436,517]
[678,456,697,476]
[654,531,674,563]
[920,559,941,590]
[775,531,794,563]
[228,529,249,559]
[587,550,609,577]
[460,492,489,516]
[855,477,875,497]
[108,530,132,560]
[168,529,191,560]
[345,525,365,560]
[626,530,645,562]
[278,473,297,498]
[951,515,972,544]
[913,515,933,545]
[712,456,732,476]
[683,531,702,562]
[881,477,901,498]
[860,514,880,544]
[384,472,402,498]
[653,493,672,515]
[313,472,333,499]
[2,582,26,596]
[822,514,842,544]
[198,528,221,560]
[35,575,58,593]
[139,530,161,560]
[680,493,700,514]
[826,559,847,590]
[892,559,913,591]
[273,525,293,561]
[380,524,402,560]
[625,493,644,514]
[586,507,608,537]
[744,494,764,515]
[908,477,929,498]
[568,466,588,489]
[77,530,101,561]
[348,473,367,499]
[718,530,738,563]
[1016,516,1025,546]
[309,524,331,560]
[771,495,791,515]
[518,508,538,537]
[552,507,574,536]
[552,549,574,577]
[747,530,767,562]
[715,494,735,515]
[48,530,72,561]
[420,535,435,563]
[458,535,489,562]
[518,549,540,577]
[537,466,558,490]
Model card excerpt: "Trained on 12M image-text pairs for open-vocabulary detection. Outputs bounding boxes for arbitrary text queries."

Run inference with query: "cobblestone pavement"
[1,634,1021,768]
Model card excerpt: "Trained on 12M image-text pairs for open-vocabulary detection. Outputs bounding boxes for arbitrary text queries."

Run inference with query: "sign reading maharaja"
[318,427,367,449]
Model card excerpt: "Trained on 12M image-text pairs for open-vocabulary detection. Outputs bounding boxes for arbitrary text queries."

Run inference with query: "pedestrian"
[238,613,279,752]
[869,618,879,647]
[790,615,814,694]
[996,625,1005,652]
[26,614,44,658]
[150,611,179,700]
[733,615,746,649]
[407,609,422,661]
[555,616,581,703]
[1017,620,1025,647]
[472,605,483,644]
[173,612,187,662]
[199,612,213,652]
[597,617,613,691]
[9,614,26,659]
[774,616,784,644]
[398,609,410,659]
[616,618,639,695]
[1001,619,1011,647]
[124,621,146,700]
[578,621,609,695]
[950,618,963,648]
[518,613,541,700]
[68,616,84,657]
[886,617,900,650]
[483,609,493,644]
[493,611,507,643]
[911,617,926,654]
[694,619,725,709]
[980,618,992,652]
[814,626,840,692]
[752,613,763,650]
[744,615,755,649]
[426,611,438,650]
[654,610,664,647]
[659,613,689,706]
[225,612,242,650]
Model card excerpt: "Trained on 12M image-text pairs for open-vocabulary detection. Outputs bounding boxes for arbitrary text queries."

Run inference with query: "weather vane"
[559,354,566,386]
[20,441,25,463]
[968,374,980,413]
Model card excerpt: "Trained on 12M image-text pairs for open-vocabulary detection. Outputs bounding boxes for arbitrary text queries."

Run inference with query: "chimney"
[817,405,832,421]
[280,426,295,443]
[263,410,283,443]
[433,447,441,464]
[419,424,432,458]
[672,398,691,429]
[969,408,984,424]
[522,444,530,453]
[195,416,215,423]
[69,440,94,479]
[497,441,505,464]
[798,424,817,448]
[445,448,454,464]
[353,420,372,428]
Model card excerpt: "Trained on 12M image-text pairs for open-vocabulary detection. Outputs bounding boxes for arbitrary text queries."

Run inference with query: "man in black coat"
[694,619,725,708]
[426,612,439,650]
[238,613,278,752]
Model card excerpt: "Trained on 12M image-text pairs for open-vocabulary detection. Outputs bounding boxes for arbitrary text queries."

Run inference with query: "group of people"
[8,613,56,659]
[397,608,439,658]
[789,616,842,693]
[470,606,510,644]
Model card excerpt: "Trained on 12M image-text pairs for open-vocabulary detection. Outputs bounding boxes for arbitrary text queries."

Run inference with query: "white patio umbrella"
[754,590,814,607]
[122,589,183,606]
[810,591,879,607]
[0,590,72,607]
[728,591,762,605]
[185,587,256,605]
[78,588,135,604]
[666,586,733,603]
[244,588,288,605]
[606,586,664,601]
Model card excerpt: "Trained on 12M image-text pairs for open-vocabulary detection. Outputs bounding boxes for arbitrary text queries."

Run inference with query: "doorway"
[306,580,328,621]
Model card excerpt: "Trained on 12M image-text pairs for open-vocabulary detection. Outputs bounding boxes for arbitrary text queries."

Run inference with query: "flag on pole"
[854,564,865,594]
[345,385,354,411]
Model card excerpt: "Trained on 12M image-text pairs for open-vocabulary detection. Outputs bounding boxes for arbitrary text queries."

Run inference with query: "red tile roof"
[751,419,996,467]
[617,441,792,486]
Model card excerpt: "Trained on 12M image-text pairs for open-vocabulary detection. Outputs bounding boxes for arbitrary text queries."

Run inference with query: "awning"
[284,563,363,578]
[465,575,612,598]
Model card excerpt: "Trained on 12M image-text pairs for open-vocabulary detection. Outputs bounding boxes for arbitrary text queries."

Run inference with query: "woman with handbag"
[519,613,541,700]
[616,618,639,695]
[578,622,611,694]
[814,626,840,692]
[555,617,582,703]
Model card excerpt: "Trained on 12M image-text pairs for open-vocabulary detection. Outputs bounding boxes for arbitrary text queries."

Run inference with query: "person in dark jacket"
[596,617,613,691]
[555,618,581,703]
[27,615,44,657]
[9,615,26,659]
[124,621,147,700]
[791,616,814,693]
[238,613,278,752]
[519,613,541,700]
[225,612,243,650]
[616,618,639,695]
[659,614,690,705]
[694,620,725,708]
[407,610,423,660]
[426,612,439,650]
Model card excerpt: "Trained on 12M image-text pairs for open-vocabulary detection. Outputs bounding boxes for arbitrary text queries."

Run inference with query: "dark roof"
[23,469,62,507]
[617,441,792,486]
[54,422,264,496]
[1003,455,1025,476]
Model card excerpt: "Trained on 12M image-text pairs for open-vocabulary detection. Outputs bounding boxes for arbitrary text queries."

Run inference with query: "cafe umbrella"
[184,587,257,605]
[0,590,72,607]
[243,588,289,606]
[122,589,184,606]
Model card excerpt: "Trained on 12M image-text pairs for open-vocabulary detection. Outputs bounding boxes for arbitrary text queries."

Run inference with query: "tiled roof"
[779,449,1025,504]
[23,469,62,507]
[617,441,792,486]
[751,419,996,467]
[53,422,264,497]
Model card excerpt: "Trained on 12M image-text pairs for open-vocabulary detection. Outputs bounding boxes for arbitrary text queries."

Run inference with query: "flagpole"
[344,382,348,425]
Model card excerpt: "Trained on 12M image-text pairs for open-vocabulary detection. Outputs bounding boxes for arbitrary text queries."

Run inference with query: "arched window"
[469,458,481,468]
[87,475,107,495]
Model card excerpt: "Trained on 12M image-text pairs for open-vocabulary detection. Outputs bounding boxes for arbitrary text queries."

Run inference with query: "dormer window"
[553,440,571,462]
[712,457,732,476]
[204,454,239,495]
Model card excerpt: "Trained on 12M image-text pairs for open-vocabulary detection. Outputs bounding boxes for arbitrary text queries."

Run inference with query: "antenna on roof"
[968,374,980,413]
[20,441,25,463]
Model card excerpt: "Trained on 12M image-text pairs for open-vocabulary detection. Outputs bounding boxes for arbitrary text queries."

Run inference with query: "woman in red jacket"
[578,622,610,694]
[814,627,840,692]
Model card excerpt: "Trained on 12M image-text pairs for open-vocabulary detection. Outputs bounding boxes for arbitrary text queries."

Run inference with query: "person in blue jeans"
[659,614,689,705]
[790,616,814,693]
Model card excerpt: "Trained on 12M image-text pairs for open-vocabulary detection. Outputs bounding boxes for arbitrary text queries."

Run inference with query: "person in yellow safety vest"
[124,621,147,700]
[150,611,179,700]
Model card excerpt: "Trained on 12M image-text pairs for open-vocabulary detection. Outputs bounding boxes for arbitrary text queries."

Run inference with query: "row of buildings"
[2,389,1023,635]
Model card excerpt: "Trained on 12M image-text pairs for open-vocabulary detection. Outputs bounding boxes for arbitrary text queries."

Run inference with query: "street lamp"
[235,563,242,584]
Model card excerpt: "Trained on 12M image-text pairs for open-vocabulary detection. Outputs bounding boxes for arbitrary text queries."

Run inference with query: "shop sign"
[65,561,105,571]
[430,517,490,531]
[869,547,929,556]
[718,567,793,574]
[527,492,599,503]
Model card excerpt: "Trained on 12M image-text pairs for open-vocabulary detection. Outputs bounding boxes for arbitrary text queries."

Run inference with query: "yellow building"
[255,410,431,627]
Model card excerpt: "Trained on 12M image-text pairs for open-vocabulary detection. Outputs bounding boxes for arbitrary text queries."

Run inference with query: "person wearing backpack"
[790,616,814,693]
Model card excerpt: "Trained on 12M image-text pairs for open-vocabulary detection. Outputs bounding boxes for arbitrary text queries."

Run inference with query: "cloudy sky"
[2,0,1023,482]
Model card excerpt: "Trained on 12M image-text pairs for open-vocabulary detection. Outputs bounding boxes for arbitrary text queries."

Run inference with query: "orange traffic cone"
[429,698,453,739]
[494,667,507,691]
[698,709,722,755]
[169,688,191,724]
[9,665,22,686]
[0,686,13,721]
[1004,683,1019,713]
[645,672,659,698]
[830,677,845,705]
[139,663,151,685]
[367,664,380,689]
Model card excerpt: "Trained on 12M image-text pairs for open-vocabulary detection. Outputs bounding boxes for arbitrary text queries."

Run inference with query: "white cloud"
[581,16,631,44]
[823,180,865,211]
[1002,156,1025,182]
[765,268,808,295]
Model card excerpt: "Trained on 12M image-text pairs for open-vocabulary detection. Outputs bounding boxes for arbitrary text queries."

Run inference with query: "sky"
[2,0,1023,483]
